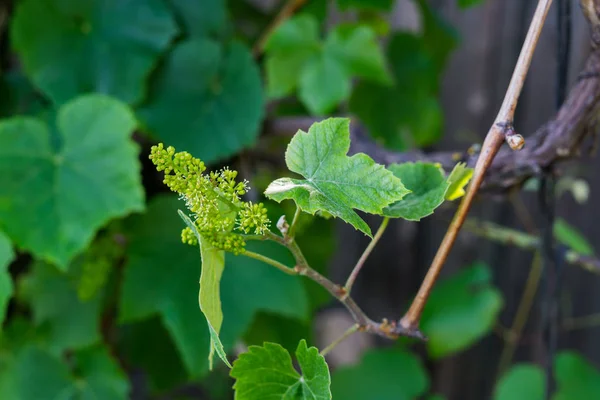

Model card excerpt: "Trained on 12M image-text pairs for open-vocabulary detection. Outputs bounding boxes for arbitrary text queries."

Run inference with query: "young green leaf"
[0,94,144,269]
[231,340,331,400]
[0,231,14,327]
[178,210,230,369]
[139,39,264,164]
[445,162,474,201]
[18,261,104,352]
[265,118,409,236]
[331,348,429,399]
[420,262,503,358]
[382,162,472,221]
[554,351,600,399]
[11,0,178,105]
[494,364,545,400]
[554,218,595,256]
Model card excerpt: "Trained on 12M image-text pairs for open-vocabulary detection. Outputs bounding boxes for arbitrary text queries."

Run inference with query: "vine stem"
[344,217,390,297]
[287,205,303,239]
[253,0,307,57]
[242,250,296,275]
[320,324,360,357]
[400,0,554,334]
[246,227,425,340]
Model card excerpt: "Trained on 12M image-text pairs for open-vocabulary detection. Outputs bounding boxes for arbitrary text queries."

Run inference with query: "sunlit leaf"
[265,118,409,236]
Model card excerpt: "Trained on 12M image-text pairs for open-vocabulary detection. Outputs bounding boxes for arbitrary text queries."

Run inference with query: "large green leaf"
[231,340,331,400]
[169,0,227,37]
[138,38,264,164]
[494,365,545,400]
[554,218,595,256]
[0,231,14,326]
[265,118,409,236]
[0,94,144,269]
[265,15,390,114]
[331,348,429,399]
[420,262,503,358]
[18,261,103,352]
[11,0,178,105]
[382,162,471,221]
[119,195,309,377]
[10,345,129,400]
[178,211,230,369]
[554,351,600,399]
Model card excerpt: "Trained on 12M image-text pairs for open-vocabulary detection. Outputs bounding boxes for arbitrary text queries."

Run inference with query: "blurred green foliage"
[0,0,597,398]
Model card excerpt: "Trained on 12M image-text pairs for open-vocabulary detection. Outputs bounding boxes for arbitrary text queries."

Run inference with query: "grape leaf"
[554,218,595,256]
[265,118,409,236]
[169,0,227,37]
[494,364,545,400]
[265,15,390,114]
[382,162,472,221]
[11,0,178,105]
[331,348,429,399]
[336,0,395,11]
[138,38,264,164]
[554,351,600,399]
[18,261,103,352]
[420,262,503,358]
[231,340,331,400]
[0,231,14,327]
[0,94,145,269]
[11,345,129,400]
[119,195,309,377]
[178,211,230,369]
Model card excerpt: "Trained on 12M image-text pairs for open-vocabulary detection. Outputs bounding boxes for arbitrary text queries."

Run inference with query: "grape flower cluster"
[150,144,270,254]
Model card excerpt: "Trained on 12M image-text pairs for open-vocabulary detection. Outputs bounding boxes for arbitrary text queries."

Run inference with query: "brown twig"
[399,0,554,334]
[253,0,307,57]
